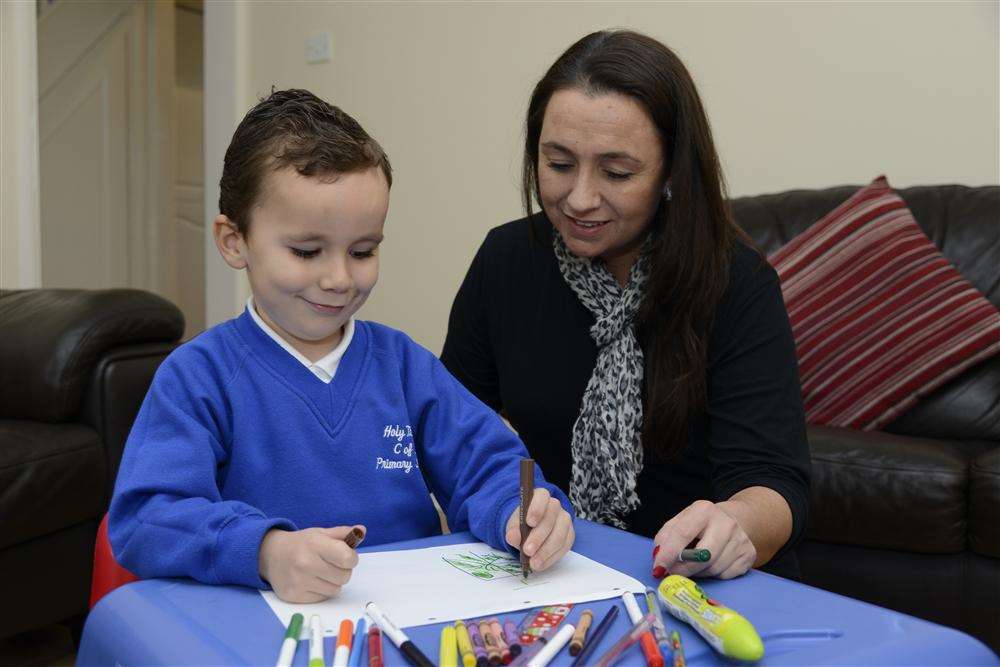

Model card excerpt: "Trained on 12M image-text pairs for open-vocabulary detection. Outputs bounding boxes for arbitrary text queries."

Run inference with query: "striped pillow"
[769,175,1000,430]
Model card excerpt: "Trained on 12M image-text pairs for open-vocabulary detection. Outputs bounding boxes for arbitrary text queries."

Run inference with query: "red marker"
[368,626,383,667]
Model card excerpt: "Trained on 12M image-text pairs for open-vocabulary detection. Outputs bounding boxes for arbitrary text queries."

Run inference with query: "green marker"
[276,613,303,667]
[679,548,711,563]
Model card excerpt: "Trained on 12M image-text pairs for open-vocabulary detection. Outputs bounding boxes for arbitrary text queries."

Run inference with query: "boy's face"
[215,166,389,361]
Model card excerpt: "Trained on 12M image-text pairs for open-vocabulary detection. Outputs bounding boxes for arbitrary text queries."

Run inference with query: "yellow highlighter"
[657,575,764,662]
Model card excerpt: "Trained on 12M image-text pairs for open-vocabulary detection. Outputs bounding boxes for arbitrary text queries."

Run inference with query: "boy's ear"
[213,215,248,269]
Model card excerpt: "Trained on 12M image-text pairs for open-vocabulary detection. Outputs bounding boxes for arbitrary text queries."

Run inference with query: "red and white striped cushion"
[769,175,1000,430]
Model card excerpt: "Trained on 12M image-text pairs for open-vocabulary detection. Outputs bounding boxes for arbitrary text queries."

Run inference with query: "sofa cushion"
[768,176,1000,430]
[0,289,184,423]
[970,447,1000,557]
[0,420,105,548]
[805,425,976,553]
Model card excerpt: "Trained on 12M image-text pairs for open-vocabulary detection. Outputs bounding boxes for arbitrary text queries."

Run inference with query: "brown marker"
[568,609,594,656]
[344,526,365,549]
[519,458,534,580]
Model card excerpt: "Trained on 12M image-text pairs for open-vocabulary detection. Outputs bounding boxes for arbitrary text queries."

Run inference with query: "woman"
[442,30,810,579]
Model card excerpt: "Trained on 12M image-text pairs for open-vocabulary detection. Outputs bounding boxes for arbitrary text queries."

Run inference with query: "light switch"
[306,32,332,64]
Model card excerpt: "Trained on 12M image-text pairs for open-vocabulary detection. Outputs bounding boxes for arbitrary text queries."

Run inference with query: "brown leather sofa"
[0,289,184,640]
[732,184,1000,653]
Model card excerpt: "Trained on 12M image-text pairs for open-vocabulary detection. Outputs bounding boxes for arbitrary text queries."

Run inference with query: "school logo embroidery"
[377,424,417,474]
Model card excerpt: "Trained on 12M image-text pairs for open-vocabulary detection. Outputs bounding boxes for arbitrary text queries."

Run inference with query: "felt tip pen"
[519,458,534,579]
[509,626,553,667]
[678,549,710,563]
[365,602,434,667]
[622,592,665,667]
[526,623,574,667]
[440,625,459,667]
[275,612,303,667]
[333,619,353,667]
[368,626,383,667]
[595,613,657,667]
[308,615,324,667]
[670,630,685,667]
[344,526,366,549]
[348,619,367,667]
[569,605,619,667]
[455,621,477,667]
[645,590,672,654]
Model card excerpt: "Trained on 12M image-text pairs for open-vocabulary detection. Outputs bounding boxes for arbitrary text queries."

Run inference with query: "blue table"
[78,520,997,666]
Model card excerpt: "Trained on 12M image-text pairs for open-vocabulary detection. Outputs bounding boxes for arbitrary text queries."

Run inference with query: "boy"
[109,89,575,603]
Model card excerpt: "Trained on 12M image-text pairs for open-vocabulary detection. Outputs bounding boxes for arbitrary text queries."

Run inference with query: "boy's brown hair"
[219,88,392,235]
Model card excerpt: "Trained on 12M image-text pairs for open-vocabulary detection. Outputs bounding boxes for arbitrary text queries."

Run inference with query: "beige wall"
[1,2,41,289]
[212,1,999,351]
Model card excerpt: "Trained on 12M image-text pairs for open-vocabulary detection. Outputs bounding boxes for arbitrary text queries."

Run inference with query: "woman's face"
[538,88,665,273]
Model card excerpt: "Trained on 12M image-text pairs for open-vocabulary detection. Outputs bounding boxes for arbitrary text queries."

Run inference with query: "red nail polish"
[653,545,660,558]
[652,566,666,579]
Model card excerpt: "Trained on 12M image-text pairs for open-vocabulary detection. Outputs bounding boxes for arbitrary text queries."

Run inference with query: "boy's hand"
[258,525,365,603]
[505,488,574,571]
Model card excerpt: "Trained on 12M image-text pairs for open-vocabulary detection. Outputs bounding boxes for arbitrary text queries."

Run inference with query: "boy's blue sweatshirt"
[109,309,572,589]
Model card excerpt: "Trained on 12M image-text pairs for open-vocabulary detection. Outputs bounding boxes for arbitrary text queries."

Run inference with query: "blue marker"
[348,618,367,667]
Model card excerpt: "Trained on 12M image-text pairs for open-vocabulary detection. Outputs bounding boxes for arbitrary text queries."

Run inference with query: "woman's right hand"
[258,525,364,602]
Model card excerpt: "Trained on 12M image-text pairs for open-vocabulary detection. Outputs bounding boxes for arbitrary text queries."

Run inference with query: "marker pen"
[333,618,353,667]
[275,613,303,667]
[309,615,325,667]
[365,601,434,667]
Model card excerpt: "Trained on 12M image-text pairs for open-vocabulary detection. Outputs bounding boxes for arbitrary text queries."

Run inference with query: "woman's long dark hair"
[522,30,749,462]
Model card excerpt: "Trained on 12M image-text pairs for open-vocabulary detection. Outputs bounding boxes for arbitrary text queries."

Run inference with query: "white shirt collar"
[246,297,354,383]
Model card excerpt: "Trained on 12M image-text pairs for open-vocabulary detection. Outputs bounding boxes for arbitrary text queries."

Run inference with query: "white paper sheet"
[261,542,644,637]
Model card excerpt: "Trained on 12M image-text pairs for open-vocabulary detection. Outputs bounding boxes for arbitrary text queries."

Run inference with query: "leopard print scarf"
[553,230,651,528]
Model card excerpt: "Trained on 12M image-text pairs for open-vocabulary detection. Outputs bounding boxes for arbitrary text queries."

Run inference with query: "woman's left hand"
[650,499,756,580]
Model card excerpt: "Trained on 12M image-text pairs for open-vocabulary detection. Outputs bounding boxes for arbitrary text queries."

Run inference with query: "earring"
[663,181,673,201]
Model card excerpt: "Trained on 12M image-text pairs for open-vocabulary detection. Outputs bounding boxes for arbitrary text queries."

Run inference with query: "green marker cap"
[285,613,304,641]
[690,548,711,563]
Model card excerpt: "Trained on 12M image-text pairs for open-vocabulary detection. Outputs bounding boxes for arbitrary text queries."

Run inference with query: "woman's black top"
[441,214,811,574]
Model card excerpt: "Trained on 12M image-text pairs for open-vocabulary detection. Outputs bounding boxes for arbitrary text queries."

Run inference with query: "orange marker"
[334,619,354,667]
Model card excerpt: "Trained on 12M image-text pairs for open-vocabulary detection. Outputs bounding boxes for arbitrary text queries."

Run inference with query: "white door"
[37,1,141,289]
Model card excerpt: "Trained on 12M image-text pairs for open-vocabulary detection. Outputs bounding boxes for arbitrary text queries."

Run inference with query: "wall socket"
[306,31,332,64]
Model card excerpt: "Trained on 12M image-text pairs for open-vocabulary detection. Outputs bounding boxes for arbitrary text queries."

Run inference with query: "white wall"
[1,2,41,289]
[204,1,1000,350]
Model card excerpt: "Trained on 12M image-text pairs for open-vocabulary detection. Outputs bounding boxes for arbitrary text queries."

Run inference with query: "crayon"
[489,618,512,665]
[568,610,593,655]
[467,619,489,666]
[503,620,522,657]
[569,606,619,667]
[455,620,477,667]
[479,620,502,665]
[440,625,459,667]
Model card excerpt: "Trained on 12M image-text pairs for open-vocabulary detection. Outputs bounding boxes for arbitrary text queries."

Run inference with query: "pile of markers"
[438,592,685,667]
[273,591,689,667]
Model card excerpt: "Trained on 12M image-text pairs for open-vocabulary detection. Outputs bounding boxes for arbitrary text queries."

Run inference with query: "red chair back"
[90,513,139,608]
